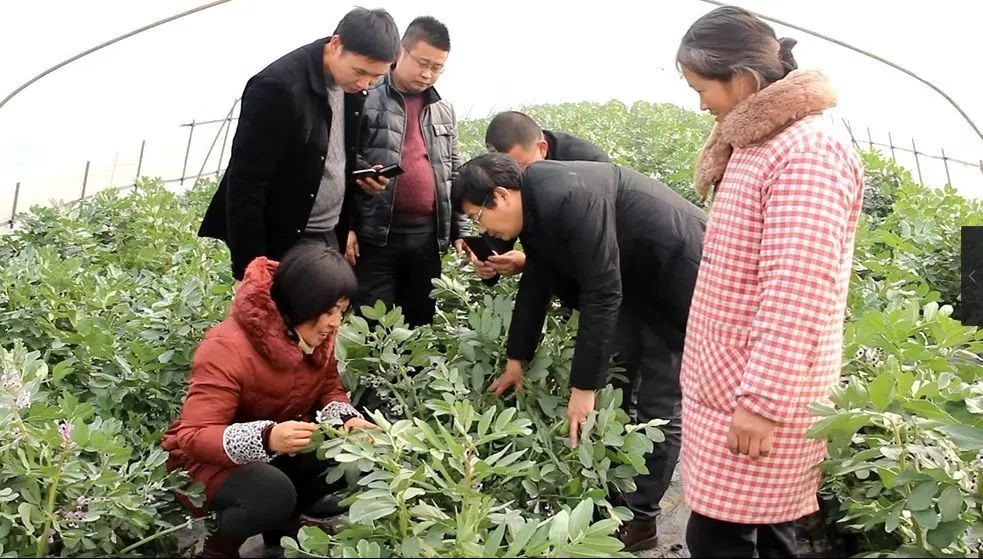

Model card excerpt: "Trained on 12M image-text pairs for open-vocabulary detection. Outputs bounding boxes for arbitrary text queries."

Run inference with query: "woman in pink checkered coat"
[675,6,865,557]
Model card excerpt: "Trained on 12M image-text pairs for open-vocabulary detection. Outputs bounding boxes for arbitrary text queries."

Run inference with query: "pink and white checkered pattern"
[679,113,864,524]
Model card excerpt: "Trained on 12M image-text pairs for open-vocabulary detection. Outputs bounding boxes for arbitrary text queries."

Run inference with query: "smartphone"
[352,168,378,180]
[352,164,405,181]
[462,235,496,262]
[376,163,404,179]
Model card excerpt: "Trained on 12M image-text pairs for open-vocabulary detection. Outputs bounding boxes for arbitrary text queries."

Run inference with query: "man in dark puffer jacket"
[347,16,467,326]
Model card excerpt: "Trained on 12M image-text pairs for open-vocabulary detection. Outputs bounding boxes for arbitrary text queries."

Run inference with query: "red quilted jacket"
[160,257,354,514]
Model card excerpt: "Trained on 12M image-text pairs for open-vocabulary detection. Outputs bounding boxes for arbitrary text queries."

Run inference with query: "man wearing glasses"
[471,111,611,284]
[347,15,467,327]
[452,152,706,552]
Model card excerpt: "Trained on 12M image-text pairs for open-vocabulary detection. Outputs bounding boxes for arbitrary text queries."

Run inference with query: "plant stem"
[398,496,410,539]
[118,518,202,555]
[36,447,67,558]
[378,377,412,418]
[912,515,926,550]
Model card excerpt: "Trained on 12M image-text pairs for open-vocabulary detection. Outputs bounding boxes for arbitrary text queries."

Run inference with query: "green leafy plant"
[0,340,204,558]
[811,152,983,558]
[307,250,664,557]
[0,105,978,558]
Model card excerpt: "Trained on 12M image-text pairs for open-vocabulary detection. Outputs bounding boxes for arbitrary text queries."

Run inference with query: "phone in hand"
[462,235,496,262]
[375,163,404,179]
[352,164,404,181]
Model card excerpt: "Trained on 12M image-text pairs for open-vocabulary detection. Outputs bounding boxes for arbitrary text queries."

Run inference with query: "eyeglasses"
[404,50,445,75]
[470,194,490,230]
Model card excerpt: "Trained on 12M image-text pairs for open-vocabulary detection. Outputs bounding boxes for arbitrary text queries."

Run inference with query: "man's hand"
[453,239,465,253]
[469,251,498,280]
[356,165,390,195]
[489,359,524,396]
[233,280,241,293]
[268,420,318,453]
[727,401,776,459]
[486,250,526,277]
[567,388,596,448]
[342,417,380,433]
[346,231,360,267]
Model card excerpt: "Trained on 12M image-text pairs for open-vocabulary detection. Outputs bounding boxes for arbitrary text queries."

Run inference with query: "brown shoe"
[616,521,659,553]
[197,533,243,558]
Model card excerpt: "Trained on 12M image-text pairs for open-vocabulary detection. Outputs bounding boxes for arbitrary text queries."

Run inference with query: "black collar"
[379,73,442,105]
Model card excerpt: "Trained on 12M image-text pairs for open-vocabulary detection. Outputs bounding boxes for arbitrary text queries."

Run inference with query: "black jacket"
[543,130,609,164]
[355,74,466,249]
[483,130,610,264]
[506,160,706,390]
[199,37,366,279]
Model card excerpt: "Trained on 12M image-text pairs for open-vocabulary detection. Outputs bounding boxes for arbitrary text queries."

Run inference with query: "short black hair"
[334,7,400,62]
[485,111,544,153]
[271,244,358,328]
[402,16,451,52]
[451,153,523,212]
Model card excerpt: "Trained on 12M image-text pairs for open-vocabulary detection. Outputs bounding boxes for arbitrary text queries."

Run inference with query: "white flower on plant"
[0,371,22,391]
[15,389,30,409]
[64,510,85,521]
[58,421,74,445]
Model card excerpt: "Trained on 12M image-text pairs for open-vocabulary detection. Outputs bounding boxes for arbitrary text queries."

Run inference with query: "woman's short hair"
[270,244,357,327]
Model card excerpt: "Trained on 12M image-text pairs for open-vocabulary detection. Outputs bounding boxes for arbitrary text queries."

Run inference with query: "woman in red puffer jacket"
[161,243,376,557]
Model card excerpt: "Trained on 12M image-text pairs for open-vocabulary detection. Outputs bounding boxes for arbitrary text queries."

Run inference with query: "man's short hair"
[451,153,523,212]
[334,7,400,62]
[402,16,451,52]
[485,111,544,153]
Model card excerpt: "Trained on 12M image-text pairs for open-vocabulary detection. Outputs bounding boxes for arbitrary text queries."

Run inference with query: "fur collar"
[695,69,837,199]
[230,257,334,370]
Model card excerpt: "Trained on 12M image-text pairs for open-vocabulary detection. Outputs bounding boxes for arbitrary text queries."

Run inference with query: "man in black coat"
[469,111,610,280]
[452,153,706,552]
[198,8,400,281]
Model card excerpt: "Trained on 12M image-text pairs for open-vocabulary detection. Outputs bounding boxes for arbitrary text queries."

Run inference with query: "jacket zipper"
[384,85,408,245]
[421,105,442,247]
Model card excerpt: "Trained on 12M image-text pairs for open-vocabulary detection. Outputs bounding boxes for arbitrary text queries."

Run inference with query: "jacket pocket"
[694,322,750,412]
[431,123,454,161]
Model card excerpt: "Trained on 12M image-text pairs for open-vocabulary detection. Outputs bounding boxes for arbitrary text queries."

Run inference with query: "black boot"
[304,492,348,518]
[262,516,303,558]
[197,533,243,558]
[615,519,659,553]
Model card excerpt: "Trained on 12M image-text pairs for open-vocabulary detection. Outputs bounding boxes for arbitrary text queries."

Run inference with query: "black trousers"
[610,308,683,524]
[210,453,341,543]
[686,511,798,558]
[355,231,441,327]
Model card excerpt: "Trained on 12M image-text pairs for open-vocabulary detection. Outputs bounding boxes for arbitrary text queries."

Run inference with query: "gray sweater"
[305,74,346,233]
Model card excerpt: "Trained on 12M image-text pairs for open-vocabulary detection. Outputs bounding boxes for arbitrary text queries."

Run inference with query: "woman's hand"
[727,402,776,459]
[268,420,318,453]
[342,417,380,433]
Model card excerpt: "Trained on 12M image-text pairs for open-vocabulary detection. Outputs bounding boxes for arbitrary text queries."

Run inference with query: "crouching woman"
[161,244,376,558]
